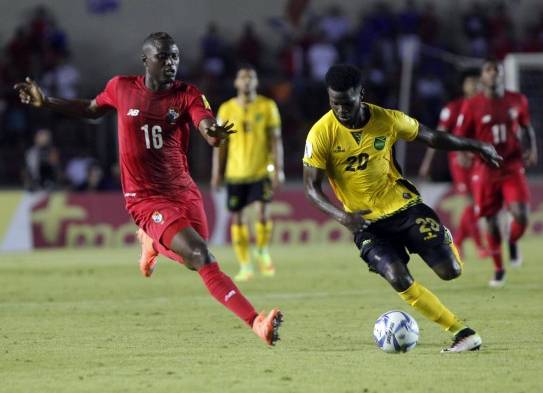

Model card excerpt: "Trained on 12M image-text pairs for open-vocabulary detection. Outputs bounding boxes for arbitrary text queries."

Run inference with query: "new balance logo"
[333,145,346,153]
[127,109,140,116]
[224,290,236,302]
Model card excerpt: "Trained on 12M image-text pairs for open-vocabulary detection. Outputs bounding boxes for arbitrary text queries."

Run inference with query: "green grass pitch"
[1,238,542,393]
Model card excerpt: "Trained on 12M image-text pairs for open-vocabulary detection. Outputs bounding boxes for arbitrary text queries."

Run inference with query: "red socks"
[198,262,258,326]
[455,205,484,250]
[486,233,503,272]
[509,219,527,243]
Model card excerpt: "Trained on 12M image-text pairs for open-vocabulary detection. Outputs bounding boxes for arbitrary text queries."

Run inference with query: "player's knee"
[377,260,413,292]
[183,242,212,270]
[435,261,462,281]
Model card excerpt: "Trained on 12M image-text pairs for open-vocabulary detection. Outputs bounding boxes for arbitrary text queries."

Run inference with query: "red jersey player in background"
[419,70,488,258]
[14,32,283,345]
[455,58,538,287]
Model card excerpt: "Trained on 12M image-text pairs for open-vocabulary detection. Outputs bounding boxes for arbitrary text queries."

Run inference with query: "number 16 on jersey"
[140,124,163,149]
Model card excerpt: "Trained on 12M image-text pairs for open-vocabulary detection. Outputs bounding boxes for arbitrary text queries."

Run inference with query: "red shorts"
[448,155,473,194]
[126,187,208,262]
[471,166,530,218]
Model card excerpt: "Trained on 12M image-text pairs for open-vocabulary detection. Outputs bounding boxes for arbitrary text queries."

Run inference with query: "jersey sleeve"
[303,122,329,170]
[94,76,120,108]
[518,94,531,127]
[454,100,475,138]
[267,100,281,129]
[437,103,454,131]
[392,110,419,141]
[185,86,215,127]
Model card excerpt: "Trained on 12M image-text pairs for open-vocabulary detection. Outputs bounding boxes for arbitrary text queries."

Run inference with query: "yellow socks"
[255,221,273,252]
[399,281,465,334]
[231,224,251,267]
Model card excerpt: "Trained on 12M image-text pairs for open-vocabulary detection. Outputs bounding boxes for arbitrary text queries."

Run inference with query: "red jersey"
[437,97,464,134]
[95,76,213,200]
[455,90,530,172]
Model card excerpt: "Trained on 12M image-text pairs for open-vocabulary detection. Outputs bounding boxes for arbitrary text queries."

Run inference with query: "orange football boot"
[252,308,283,346]
[137,228,158,277]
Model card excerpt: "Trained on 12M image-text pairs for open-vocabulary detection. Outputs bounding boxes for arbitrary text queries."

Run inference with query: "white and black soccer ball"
[373,310,419,353]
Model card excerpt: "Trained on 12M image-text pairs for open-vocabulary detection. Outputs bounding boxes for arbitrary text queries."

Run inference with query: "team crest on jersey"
[166,108,180,124]
[374,136,386,150]
[509,108,518,120]
[152,211,164,224]
[482,114,492,124]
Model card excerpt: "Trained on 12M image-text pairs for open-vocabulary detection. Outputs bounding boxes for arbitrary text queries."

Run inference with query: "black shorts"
[354,203,450,271]
[226,178,273,212]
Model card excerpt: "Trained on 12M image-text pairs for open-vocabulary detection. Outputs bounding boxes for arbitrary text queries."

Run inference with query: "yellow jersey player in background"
[212,64,284,282]
[303,64,502,352]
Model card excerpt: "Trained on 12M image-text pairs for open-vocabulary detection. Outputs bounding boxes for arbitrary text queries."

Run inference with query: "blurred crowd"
[1,1,543,190]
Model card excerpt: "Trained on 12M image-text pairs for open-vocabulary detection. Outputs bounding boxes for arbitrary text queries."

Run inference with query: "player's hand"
[206,121,236,140]
[523,148,538,167]
[13,77,46,107]
[478,143,503,168]
[339,209,372,233]
[271,170,285,190]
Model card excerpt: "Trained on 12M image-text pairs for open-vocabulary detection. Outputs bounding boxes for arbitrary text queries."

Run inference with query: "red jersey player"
[419,70,487,257]
[14,32,283,345]
[455,59,538,287]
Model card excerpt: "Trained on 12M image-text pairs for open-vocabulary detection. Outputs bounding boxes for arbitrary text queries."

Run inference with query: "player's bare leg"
[485,216,506,287]
[137,228,159,277]
[231,211,254,282]
[508,203,529,268]
[255,201,275,277]
[169,226,282,345]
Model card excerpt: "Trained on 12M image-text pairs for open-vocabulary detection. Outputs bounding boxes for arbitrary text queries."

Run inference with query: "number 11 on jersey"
[140,124,163,149]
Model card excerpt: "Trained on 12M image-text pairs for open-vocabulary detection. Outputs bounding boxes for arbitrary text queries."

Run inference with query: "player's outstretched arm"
[303,164,371,232]
[211,141,227,190]
[415,124,503,168]
[521,124,538,167]
[269,126,285,189]
[14,77,110,119]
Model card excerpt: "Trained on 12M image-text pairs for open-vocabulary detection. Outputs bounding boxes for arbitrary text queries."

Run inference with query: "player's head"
[141,32,179,84]
[325,64,364,124]
[480,58,504,90]
[234,63,258,95]
[460,69,479,98]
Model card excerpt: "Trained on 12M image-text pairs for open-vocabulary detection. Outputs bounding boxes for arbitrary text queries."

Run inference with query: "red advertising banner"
[27,182,543,249]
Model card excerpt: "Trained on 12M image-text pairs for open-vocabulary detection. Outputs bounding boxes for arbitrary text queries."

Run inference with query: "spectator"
[236,22,263,68]
[306,31,338,81]
[24,128,61,191]
[75,161,110,192]
[40,50,80,99]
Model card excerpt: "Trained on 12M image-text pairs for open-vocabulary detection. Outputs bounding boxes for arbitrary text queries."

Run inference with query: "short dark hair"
[460,68,479,82]
[325,64,363,91]
[236,63,257,73]
[142,32,175,49]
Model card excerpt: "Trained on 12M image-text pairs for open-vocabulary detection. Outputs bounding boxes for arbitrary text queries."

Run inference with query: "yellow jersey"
[217,95,281,183]
[303,103,421,221]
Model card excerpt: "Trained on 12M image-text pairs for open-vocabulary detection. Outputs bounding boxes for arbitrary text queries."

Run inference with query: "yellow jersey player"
[212,64,284,282]
[303,64,502,352]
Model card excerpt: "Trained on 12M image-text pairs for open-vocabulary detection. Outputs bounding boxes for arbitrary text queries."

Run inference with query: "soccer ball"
[373,310,419,353]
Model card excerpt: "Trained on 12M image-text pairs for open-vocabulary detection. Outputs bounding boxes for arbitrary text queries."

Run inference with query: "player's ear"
[360,87,365,101]
[141,53,147,66]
